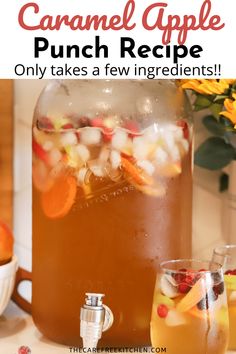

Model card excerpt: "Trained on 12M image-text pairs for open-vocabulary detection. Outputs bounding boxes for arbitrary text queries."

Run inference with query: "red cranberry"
[197,289,218,311]
[211,272,222,284]
[173,268,187,283]
[198,268,207,272]
[178,283,191,294]
[157,304,169,318]
[77,116,91,128]
[185,273,196,285]
[38,116,54,130]
[225,270,233,275]
[123,121,141,137]
[62,123,74,130]
[91,117,104,128]
[232,269,236,275]
[179,268,187,273]
[102,127,114,142]
[213,282,224,295]
[177,119,189,140]
[18,346,31,354]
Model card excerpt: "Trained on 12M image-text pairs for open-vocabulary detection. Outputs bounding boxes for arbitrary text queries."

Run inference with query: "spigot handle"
[102,304,114,332]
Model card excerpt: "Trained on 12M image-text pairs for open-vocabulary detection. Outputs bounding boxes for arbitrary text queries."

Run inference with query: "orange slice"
[41,176,77,219]
[121,157,153,186]
[33,160,54,192]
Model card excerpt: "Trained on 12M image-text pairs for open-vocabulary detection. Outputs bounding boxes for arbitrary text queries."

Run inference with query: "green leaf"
[195,137,235,170]
[219,173,229,192]
[194,95,212,111]
[219,116,235,129]
[232,82,236,91]
[209,103,223,118]
[214,94,228,103]
[203,115,225,136]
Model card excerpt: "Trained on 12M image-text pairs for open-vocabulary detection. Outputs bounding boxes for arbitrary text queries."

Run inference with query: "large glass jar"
[32,80,192,346]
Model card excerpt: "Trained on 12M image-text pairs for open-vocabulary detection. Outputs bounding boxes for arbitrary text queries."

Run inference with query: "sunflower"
[221,93,236,125]
[180,79,235,95]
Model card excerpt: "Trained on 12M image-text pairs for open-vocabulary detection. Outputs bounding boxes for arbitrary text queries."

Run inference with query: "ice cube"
[169,145,180,162]
[112,130,128,150]
[160,275,179,298]
[167,124,183,141]
[99,147,110,163]
[161,130,175,150]
[165,309,187,327]
[49,148,62,167]
[155,147,168,165]
[137,160,155,176]
[133,137,149,160]
[43,140,54,151]
[174,127,184,140]
[80,128,101,145]
[75,167,89,185]
[88,160,106,177]
[143,125,159,143]
[110,150,121,169]
[75,144,90,162]
[60,132,78,147]
[181,139,189,152]
[90,165,105,177]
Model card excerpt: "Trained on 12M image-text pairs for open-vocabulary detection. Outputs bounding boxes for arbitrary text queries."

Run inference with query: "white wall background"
[13,80,228,301]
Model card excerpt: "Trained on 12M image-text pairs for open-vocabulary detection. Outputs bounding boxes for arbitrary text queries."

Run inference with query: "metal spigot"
[80,293,114,349]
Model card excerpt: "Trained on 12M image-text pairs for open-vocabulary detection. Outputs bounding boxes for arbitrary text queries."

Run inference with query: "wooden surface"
[0,80,13,227]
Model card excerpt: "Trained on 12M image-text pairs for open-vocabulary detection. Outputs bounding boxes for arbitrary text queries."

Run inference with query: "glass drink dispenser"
[31,80,192,346]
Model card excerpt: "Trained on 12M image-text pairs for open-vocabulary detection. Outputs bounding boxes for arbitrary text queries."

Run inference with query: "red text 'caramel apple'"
[0,221,14,266]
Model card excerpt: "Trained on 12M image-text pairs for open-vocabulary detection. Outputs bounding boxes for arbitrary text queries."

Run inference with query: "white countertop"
[0,302,71,354]
[0,301,235,354]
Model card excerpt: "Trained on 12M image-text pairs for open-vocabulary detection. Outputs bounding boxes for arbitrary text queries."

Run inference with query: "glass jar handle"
[12,267,32,314]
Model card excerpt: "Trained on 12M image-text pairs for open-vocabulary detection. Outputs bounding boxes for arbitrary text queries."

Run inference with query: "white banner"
[0,0,236,79]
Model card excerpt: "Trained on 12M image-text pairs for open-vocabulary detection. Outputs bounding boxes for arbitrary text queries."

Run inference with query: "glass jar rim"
[160,258,222,275]
[214,244,236,256]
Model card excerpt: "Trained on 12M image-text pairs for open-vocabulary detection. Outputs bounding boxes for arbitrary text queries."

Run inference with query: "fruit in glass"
[213,245,236,350]
[151,260,229,354]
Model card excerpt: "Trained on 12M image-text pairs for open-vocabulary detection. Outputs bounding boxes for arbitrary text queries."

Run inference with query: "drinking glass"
[213,245,236,350]
[150,259,229,354]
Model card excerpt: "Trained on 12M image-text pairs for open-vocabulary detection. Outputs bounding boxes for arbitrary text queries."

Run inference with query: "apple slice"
[176,278,210,312]
[215,306,229,327]
[32,139,50,165]
[154,293,175,307]
[224,275,236,290]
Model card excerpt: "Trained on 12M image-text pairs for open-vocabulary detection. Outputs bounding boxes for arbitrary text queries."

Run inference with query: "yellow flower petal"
[180,79,236,95]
